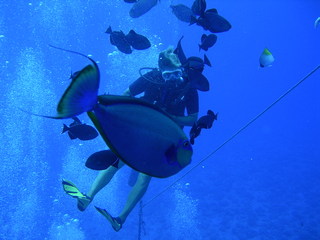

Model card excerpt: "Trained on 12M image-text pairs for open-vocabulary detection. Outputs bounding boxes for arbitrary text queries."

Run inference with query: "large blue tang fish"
[42,47,193,178]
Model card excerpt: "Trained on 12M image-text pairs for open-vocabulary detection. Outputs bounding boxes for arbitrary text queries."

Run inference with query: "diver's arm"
[171,112,198,127]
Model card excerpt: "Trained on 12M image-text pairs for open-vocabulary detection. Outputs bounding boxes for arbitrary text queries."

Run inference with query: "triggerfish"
[190,110,217,145]
[62,117,99,141]
[259,48,275,68]
[34,46,193,178]
[170,4,195,23]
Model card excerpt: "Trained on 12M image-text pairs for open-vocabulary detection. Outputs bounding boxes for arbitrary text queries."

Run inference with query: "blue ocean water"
[1,0,319,239]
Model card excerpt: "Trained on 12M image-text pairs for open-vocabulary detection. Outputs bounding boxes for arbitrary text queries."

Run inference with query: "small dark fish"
[124,0,136,3]
[174,36,187,64]
[192,8,232,33]
[170,4,194,23]
[190,110,217,144]
[62,119,99,141]
[125,30,151,50]
[191,0,206,16]
[199,33,217,51]
[105,26,132,54]
[129,0,158,18]
[85,150,118,170]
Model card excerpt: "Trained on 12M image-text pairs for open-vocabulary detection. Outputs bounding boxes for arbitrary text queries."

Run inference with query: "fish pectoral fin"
[68,131,77,140]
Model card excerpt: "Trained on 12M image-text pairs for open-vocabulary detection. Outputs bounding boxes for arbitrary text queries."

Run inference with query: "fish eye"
[183,140,190,147]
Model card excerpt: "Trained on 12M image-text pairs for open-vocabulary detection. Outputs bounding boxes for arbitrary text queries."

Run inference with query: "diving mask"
[161,69,183,81]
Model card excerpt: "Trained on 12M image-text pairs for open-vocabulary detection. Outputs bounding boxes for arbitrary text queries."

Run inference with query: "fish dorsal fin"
[105,26,112,34]
[174,36,187,64]
[204,54,212,67]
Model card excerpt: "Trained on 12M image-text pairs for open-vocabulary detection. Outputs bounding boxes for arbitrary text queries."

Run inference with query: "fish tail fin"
[105,26,112,34]
[189,16,197,25]
[62,124,69,134]
[49,45,100,118]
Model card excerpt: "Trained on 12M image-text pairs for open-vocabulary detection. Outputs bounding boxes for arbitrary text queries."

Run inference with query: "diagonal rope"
[142,64,320,208]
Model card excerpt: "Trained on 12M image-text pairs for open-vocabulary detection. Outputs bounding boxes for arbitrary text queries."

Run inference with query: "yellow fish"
[259,48,274,68]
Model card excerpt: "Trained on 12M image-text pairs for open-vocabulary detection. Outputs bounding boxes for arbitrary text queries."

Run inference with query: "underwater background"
[1,0,320,239]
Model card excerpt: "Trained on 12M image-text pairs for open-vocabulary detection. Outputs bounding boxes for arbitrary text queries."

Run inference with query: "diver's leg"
[78,160,125,211]
[118,172,152,223]
[87,160,124,198]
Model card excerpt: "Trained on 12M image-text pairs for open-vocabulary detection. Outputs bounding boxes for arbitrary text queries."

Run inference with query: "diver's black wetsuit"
[129,69,199,117]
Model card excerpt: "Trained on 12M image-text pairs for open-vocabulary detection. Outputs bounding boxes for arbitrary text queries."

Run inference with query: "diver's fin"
[62,179,86,199]
[95,206,122,232]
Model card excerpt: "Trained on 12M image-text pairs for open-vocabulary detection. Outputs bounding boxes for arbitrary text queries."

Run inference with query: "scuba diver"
[62,46,213,232]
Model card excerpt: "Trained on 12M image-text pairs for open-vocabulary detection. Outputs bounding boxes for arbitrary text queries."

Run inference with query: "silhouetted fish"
[62,117,99,141]
[129,0,158,18]
[191,8,231,33]
[170,4,194,23]
[105,26,132,54]
[191,0,206,16]
[199,33,217,51]
[190,110,217,144]
[125,30,151,50]
[85,150,118,170]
